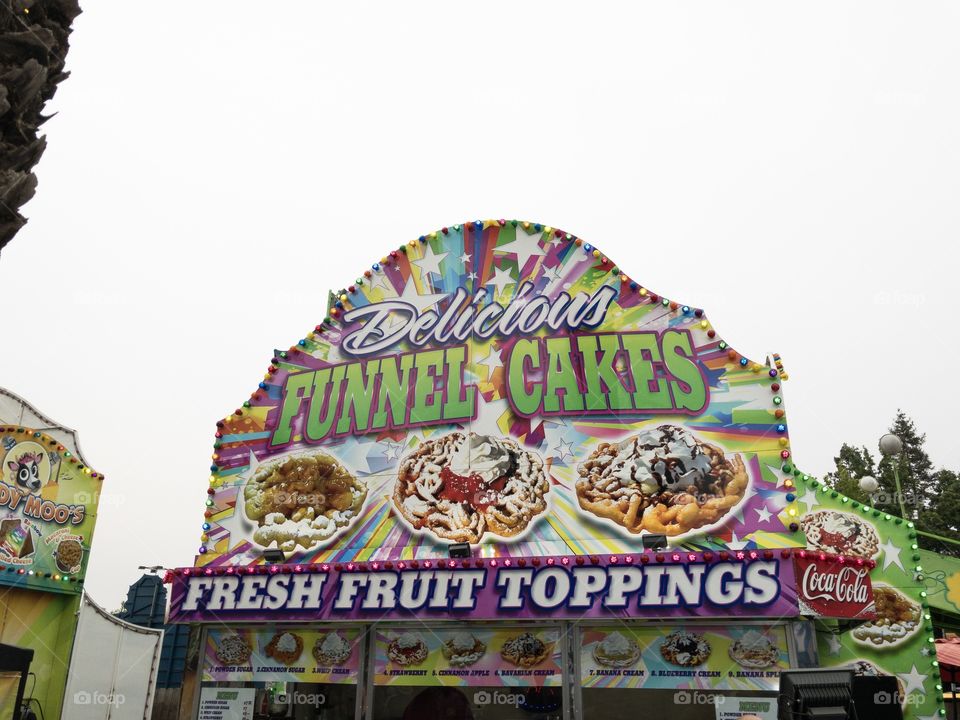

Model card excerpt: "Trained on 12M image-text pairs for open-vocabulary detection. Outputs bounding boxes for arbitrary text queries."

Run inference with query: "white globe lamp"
[879,434,903,457]
[858,475,879,494]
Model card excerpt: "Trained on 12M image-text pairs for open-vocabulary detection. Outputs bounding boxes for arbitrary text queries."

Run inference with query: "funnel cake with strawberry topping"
[576,425,747,536]
[392,432,548,543]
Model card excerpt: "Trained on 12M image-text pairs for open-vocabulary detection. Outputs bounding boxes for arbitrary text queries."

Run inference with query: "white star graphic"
[898,665,927,696]
[467,271,477,282]
[542,264,563,285]
[412,245,449,277]
[755,505,773,523]
[495,231,547,271]
[795,488,821,512]
[878,538,905,571]
[367,269,392,292]
[337,440,379,475]
[825,633,842,656]
[553,439,576,463]
[459,252,471,266]
[380,441,404,460]
[244,450,261,476]
[772,464,791,488]
[394,277,448,314]
[478,347,502,376]
[726,531,749,550]
[486,265,516,297]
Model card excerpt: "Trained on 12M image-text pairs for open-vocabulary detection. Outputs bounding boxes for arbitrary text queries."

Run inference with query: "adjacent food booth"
[166,221,942,720]
[0,388,104,719]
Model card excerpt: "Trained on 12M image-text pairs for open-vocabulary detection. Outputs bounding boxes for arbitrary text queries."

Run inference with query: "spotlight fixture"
[448,543,471,559]
[261,549,286,564]
[641,534,668,551]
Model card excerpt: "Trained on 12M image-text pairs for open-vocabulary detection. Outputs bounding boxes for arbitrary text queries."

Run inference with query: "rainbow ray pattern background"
[199,220,794,568]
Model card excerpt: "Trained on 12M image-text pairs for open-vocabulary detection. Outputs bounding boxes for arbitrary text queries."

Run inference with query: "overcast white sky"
[1,1,958,606]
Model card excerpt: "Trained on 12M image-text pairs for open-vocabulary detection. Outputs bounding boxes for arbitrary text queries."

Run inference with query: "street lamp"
[879,434,903,457]
[858,475,879,494]
[878,433,909,520]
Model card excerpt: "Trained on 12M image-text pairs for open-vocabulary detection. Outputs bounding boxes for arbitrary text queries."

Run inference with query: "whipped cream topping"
[606,426,713,494]
[321,633,349,656]
[276,633,297,653]
[599,632,632,655]
[451,434,515,483]
[396,632,422,650]
[450,633,477,652]
[821,514,858,536]
[737,630,769,649]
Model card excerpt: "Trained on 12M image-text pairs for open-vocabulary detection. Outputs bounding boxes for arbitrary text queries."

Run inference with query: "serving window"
[199,626,363,719]
[576,623,791,720]
[368,624,566,720]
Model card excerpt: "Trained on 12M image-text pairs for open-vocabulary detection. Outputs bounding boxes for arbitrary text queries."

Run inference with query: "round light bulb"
[879,433,903,456]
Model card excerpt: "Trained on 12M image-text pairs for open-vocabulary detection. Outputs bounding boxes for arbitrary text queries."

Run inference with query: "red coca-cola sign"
[794,555,877,619]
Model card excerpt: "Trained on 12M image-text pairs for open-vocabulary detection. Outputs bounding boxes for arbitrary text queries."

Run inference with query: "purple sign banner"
[168,550,799,623]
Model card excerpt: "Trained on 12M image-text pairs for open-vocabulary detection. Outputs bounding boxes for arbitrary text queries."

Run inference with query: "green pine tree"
[824,443,876,504]
[825,410,960,556]
[876,411,935,523]
[919,469,960,557]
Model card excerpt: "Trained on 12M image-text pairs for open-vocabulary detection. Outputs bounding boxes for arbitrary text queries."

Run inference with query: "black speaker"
[261,548,285,564]
[448,543,471,559]
[778,669,853,720]
[641,534,668,551]
[850,675,904,720]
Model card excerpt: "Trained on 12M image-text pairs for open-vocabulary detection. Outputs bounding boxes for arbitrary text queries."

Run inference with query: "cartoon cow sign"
[8,452,44,492]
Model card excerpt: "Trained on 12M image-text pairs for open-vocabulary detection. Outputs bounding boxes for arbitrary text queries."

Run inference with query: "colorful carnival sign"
[794,481,939,720]
[196,220,798,568]
[169,551,798,623]
[0,427,102,592]
[171,219,945,718]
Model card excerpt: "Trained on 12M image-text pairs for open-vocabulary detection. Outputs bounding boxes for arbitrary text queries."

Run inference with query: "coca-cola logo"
[800,562,871,605]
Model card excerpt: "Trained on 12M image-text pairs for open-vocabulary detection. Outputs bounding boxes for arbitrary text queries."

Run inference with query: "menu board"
[716,696,778,720]
[203,627,361,684]
[374,626,563,688]
[580,625,789,691]
[198,687,255,720]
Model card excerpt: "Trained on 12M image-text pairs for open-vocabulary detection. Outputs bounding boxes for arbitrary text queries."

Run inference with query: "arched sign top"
[202,220,792,567]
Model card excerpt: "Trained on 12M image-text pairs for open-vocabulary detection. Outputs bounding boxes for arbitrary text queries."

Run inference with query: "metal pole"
[891,463,909,520]
[147,580,159,629]
[917,529,960,549]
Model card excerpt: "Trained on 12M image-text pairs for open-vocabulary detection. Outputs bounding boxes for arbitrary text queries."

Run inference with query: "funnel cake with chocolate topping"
[500,632,550,668]
[392,432,548,543]
[576,425,747,536]
[243,450,366,552]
